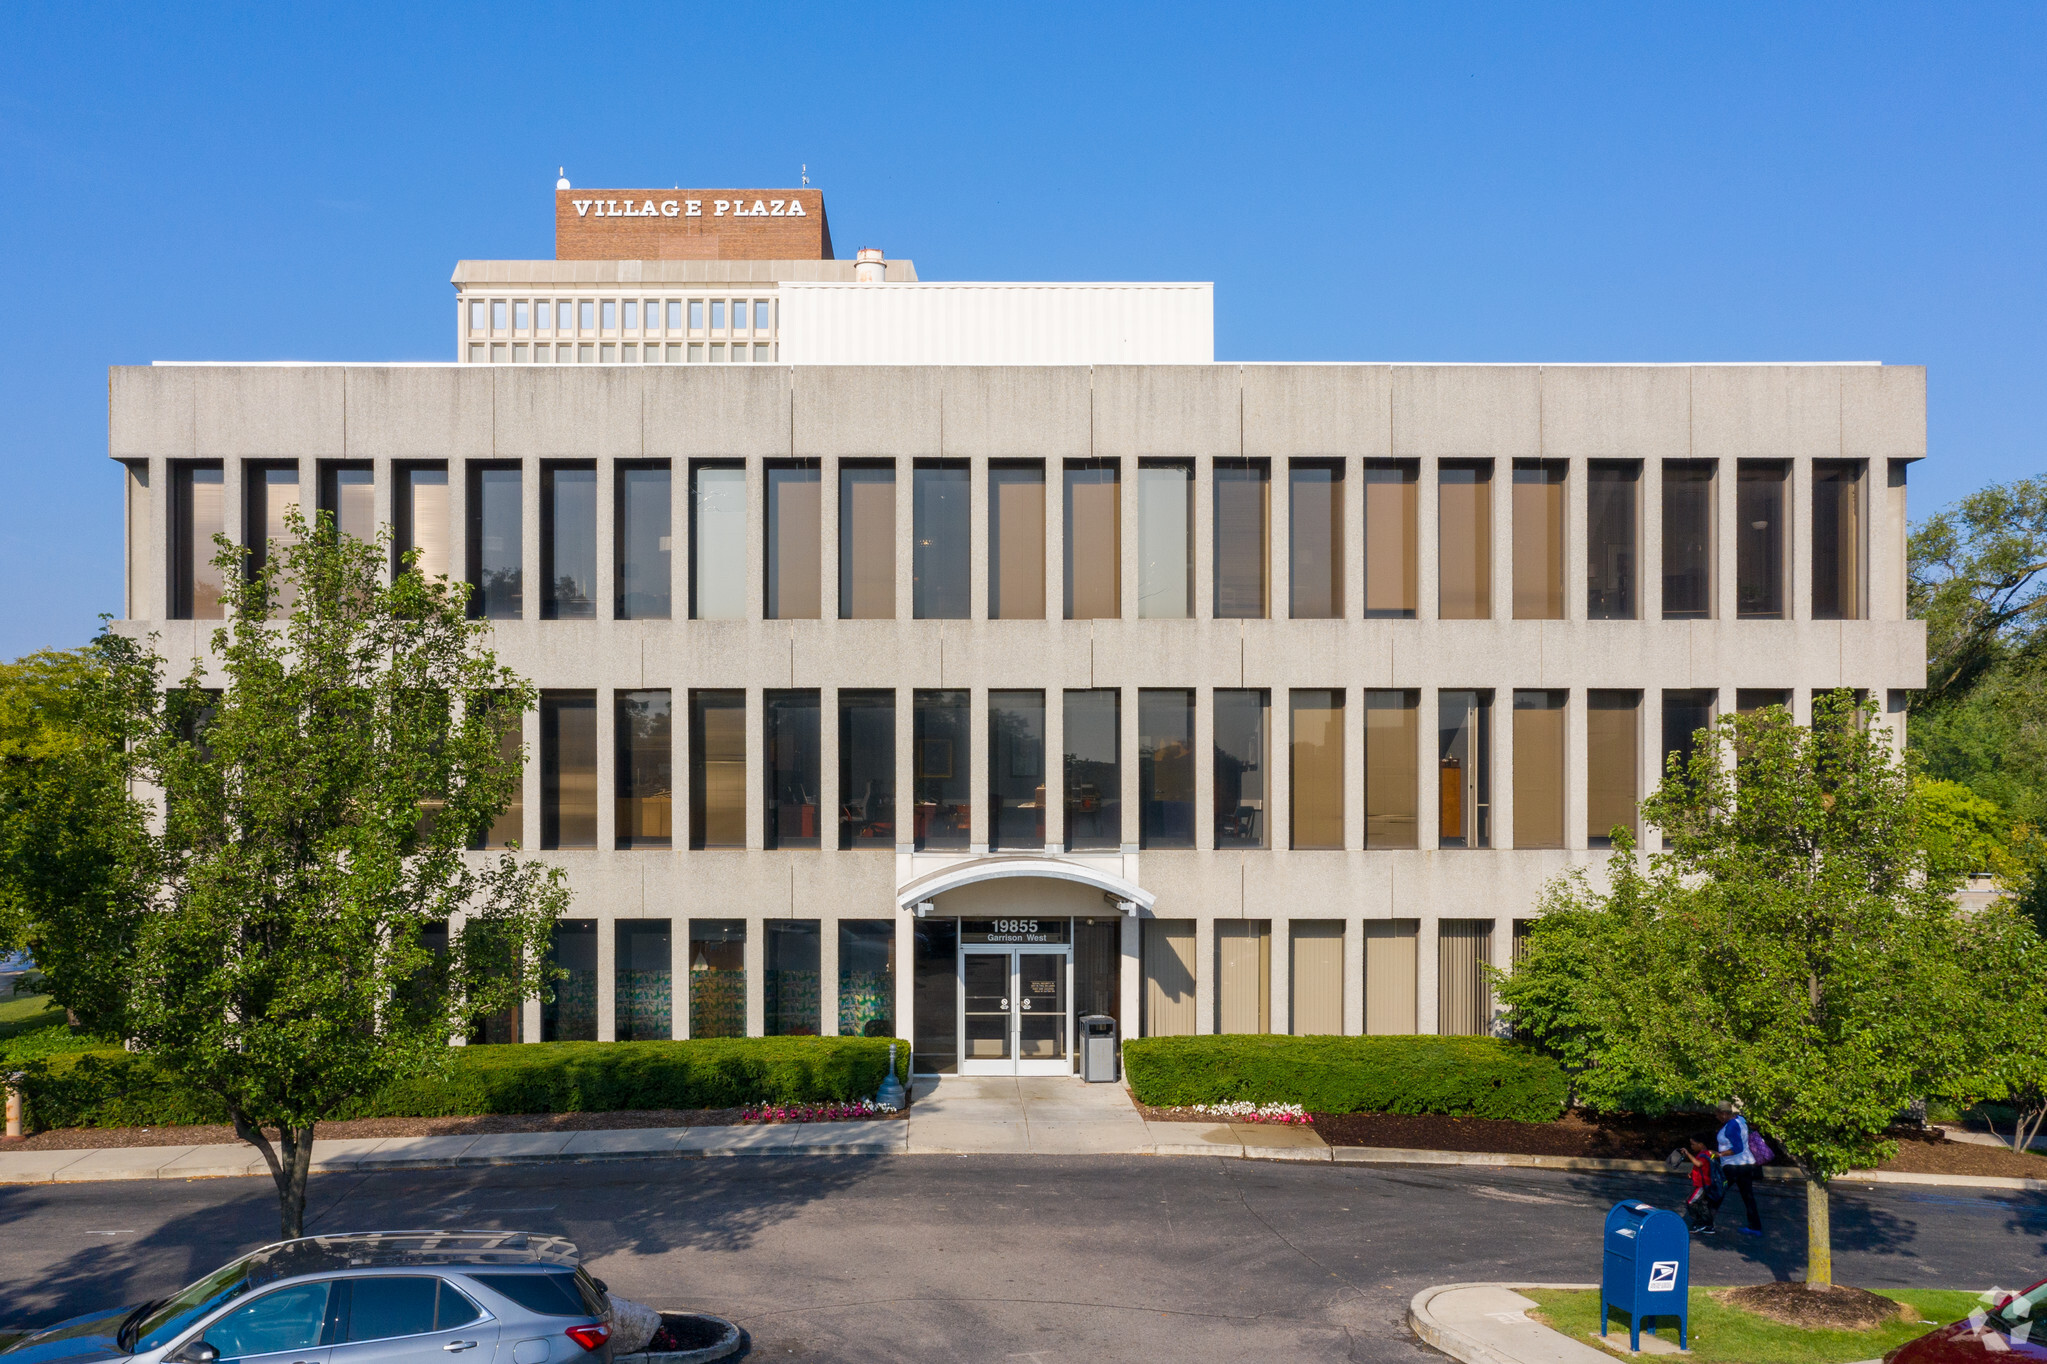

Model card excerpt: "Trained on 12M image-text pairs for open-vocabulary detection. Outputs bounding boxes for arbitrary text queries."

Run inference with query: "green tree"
[122,510,567,1237]
[0,631,159,1033]
[1501,693,1990,1288]
[1908,476,2047,710]
[1957,902,2047,1157]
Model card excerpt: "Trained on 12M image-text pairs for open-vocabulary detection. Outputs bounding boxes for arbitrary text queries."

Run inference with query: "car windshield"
[1995,1283,2047,1327]
[129,1256,258,1353]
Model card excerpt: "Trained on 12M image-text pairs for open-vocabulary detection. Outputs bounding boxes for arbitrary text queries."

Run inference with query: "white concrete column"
[1047,456,1065,622]
[1494,686,1516,852]
[1270,458,1291,620]
[522,992,543,1044]
[1270,688,1293,852]
[1566,456,1589,621]
[1418,686,1440,848]
[1416,917,1441,1036]
[968,455,990,623]
[1193,456,1215,621]
[820,455,840,624]
[745,456,766,622]
[895,459,914,623]
[896,685,915,855]
[1343,455,1365,621]
[1490,459,1513,623]
[1714,459,1737,623]
[1343,917,1365,1036]
[820,685,841,851]
[141,455,169,622]
[1791,456,1814,622]
[1045,684,1066,851]
[1641,459,1664,622]
[596,918,617,1042]
[819,916,841,1038]
[594,688,618,854]
[1344,686,1365,851]
[896,910,918,1058]
[1118,456,1140,622]
[1119,686,1140,854]
[1119,913,1142,1040]
[521,458,541,621]
[371,457,395,580]
[595,458,617,620]
[1565,687,1589,852]
[1416,457,1440,622]
[1193,681,1216,853]
[671,911,686,1040]
[1195,919,1216,1035]
[1271,915,1291,1035]
[448,459,471,608]
[744,916,766,1037]
[522,702,542,855]
[969,687,989,853]
[674,459,693,620]
[745,687,765,851]
[221,459,247,574]
[1879,460,1909,622]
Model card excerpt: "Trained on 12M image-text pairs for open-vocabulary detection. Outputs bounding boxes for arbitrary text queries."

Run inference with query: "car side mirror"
[175,1340,220,1364]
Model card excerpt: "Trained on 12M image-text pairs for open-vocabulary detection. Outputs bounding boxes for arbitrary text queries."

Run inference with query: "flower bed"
[1189,1100,1312,1125]
[740,1098,898,1124]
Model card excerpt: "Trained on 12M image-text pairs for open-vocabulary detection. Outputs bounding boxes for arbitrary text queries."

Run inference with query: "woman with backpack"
[1714,1100,1772,1236]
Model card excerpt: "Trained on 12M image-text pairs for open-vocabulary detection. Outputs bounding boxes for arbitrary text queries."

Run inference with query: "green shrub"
[1122,1034,1568,1121]
[19,1036,912,1132]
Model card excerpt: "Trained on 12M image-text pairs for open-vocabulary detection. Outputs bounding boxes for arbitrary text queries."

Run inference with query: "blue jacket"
[1717,1115,1755,1166]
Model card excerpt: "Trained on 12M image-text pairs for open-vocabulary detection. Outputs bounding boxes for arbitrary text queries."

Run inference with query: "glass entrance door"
[959,948,1071,1075]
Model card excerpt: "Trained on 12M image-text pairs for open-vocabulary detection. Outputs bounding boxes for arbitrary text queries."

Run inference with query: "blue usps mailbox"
[1602,1200,1689,1351]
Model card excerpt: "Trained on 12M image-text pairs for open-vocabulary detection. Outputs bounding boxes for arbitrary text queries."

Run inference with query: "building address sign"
[569,198,808,219]
[960,918,1071,946]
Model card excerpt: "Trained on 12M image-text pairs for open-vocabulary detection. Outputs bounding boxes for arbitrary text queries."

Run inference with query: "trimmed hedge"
[20,1036,913,1133]
[1122,1034,1568,1122]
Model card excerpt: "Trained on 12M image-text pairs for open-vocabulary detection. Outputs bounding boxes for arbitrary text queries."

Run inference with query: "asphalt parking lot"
[3,1157,2040,1363]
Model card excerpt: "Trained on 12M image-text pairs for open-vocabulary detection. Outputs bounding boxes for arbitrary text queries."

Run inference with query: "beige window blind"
[1216,920,1271,1034]
[1363,919,1418,1035]
[1437,918,1495,1036]
[1142,919,1197,1037]
[1289,920,1344,1035]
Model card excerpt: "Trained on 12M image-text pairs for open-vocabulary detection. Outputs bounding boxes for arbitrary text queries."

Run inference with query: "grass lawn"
[0,992,64,1038]
[1525,1286,1984,1364]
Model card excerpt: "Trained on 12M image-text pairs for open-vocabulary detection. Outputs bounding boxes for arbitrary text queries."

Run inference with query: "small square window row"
[465,297,772,338]
[507,685,1830,854]
[467,342,776,365]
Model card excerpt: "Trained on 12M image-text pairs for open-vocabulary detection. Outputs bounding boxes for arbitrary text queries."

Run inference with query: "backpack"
[1746,1128,1774,1164]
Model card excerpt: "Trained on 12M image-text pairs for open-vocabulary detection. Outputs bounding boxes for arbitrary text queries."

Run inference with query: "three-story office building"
[109,185,1927,1075]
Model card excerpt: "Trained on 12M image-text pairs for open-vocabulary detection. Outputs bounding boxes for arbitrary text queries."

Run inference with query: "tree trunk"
[230,1107,318,1240]
[1805,1174,1832,1287]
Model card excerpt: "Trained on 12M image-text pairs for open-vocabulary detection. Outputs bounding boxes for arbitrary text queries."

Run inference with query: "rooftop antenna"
[555,166,570,190]
[801,163,810,188]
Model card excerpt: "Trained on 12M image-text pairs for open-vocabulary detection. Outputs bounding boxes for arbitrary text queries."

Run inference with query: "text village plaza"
[110,175,1925,1074]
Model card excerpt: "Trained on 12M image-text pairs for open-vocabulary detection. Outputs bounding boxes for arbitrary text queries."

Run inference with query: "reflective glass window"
[1213,460,1270,618]
[1587,690,1640,847]
[1438,461,1492,619]
[540,691,597,849]
[1289,460,1344,619]
[321,464,375,544]
[1662,461,1715,619]
[765,690,822,849]
[689,691,746,849]
[1364,689,1417,849]
[1512,460,1566,620]
[467,465,522,620]
[838,921,895,1038]
[1812,461,1864,620]
[172,463,225,620]
[839,462,895,619]
[615,463,672,619]
[838,690,895,849]
[1136,461,1192,618]
[616,919,672,1041]
[1587,461,1639,620]
[1437,690,1491,848]
[914,690,969,850]
[1214,689,1269,849]
[395,465,448,582]
[541,463,597,619]
[989,462,1046,619]
[1290,689,1345,850]
[691,464,746,619]
[615,689,672,849]
[1064,459,1120,619]
[1511,690,1565,849]
[765,920,821,1036]
[990,690,1047,850]
[542,919,598,1041]
[1362,460,1418,618]
[1063,689,1121,851]
[1139,689,1195,849]
[766,463,822,619]
[1737,462,1787,619]
[245,464,300,616]
[913,462,970,619]
[688,919,745,1038]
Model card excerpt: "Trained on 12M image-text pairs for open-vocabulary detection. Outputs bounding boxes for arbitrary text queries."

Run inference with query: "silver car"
[1,1232,614,1364]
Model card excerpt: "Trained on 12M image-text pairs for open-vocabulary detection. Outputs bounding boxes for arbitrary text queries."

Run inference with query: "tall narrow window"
[913,917,960,1071]
[1437,920,1494,1036]
[1064,459,1120,619]
[541,463,597,619]
[989,462,1046,619]
[1661,689,1716,788]
[1586,461,1638,620]
[319,464,375,543]
[467,465,522,620]
[1586,690,1639,848]
[1437,690,1492,849]
[688,920,746,1038]
[839,462,895,619]
[1512,460,1565,620]
[765,690,821,849]
[689,691,746,849]
[1214,689,1270,849]
[540,691,597,850]
[395,466,448,581]
[1364,920,1419,1034]
[1511,690,1565,849]
[837,921,895,1037]
[1812,461,1865,620]
[1213,460,1270,618]
[765,921,821,1036]
[1139,689,1195,849]
[1662,461,1716,619]
[989,690,1047,850]
[472,697,523,850]
[914,690,969,850]
[245,464,300,615]
[171,463,224,621]
[1737,462,1787,620]
[542,920,598,1042]
[1289,921,1345,1036]
[838,690,895,849]
[1290,689,1345,850]
[1136,461,1192,618]
[1362,461,1418,618]
[1364,690,1417,849]
[615,689,672,849]
[1438,461,1492,619]
[1063,690,1121,851]
[1735,688,1790,716]
[1289,460,1344,619]
[125,463,150,621]
[1216,920,1272,1034]
[615,920,672,1042]
[766,463,821,620]
[913,461,969,619]
[691,463,746,620]
[615,463,672,619]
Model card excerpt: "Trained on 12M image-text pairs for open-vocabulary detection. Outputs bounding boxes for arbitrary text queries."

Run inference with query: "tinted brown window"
[471,697,523,851]
[1512,460,1565,620]
[1214,689,1269,849]
[1362,461,1418,619]
[1812,461,1864,620]
[615,689,672,849]
[1511,690,1565,849]
[246,464,301,616]
[1289,461,1344,619]
[689,691,746,849]
[989,462,1046,619]
[1290,689,1345,850]
[1213,460,1270,618]
[1661,461,1715,620]
[1586,461,1638,620]
[171,463,225,620]
[1139,689,1195,849]
[396,465,449,583]
[1586,690,1639,848]
[838,690,895,849]
[989,690,1047,850]
[839,462,895,619]
[1438,461,1492,619]
[1063,689,1121,851]
[766,463,821,620]
[1661,689,1716,788]
[1737,462,1787,619]
[1064,460,1120,619]
[540,691,597,849]
[1364,690,1417,849]
[914,690,970,850]
[319,464,374,543]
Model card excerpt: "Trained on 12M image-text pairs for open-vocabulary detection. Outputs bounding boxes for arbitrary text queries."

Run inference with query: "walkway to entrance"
[903,1075,1330,1157]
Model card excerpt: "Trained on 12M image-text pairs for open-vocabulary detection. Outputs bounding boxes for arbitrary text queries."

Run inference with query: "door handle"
[444,1343,480,1352]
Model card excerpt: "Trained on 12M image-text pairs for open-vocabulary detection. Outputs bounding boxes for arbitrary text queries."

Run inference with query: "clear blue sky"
[2,3,2040,659]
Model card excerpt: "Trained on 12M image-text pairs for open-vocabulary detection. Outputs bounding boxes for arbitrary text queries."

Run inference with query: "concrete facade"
[109,360,1927,1070]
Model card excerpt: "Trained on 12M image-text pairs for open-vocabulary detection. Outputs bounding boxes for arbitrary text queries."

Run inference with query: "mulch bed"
[1308,1109,1712,1159]
[4,1106,904,1152]
[1719,1282,1902,1330]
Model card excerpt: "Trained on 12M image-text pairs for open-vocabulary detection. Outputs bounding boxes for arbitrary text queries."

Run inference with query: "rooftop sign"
[555,188,832,262]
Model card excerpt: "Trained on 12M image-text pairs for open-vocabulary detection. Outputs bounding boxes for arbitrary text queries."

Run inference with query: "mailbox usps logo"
[1647,1260,1680,1292]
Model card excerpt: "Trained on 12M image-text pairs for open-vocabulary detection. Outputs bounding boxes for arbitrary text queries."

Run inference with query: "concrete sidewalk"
[905,1075,1329,1157]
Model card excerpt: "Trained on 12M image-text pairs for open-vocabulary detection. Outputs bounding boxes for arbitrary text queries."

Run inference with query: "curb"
[1409,1281,1597,1364]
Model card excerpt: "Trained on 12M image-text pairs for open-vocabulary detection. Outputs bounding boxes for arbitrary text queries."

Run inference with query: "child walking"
[1682,1137,1720,1235]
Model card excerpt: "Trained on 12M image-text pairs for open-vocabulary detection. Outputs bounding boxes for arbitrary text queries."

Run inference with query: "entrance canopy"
[894,856,1156,914]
